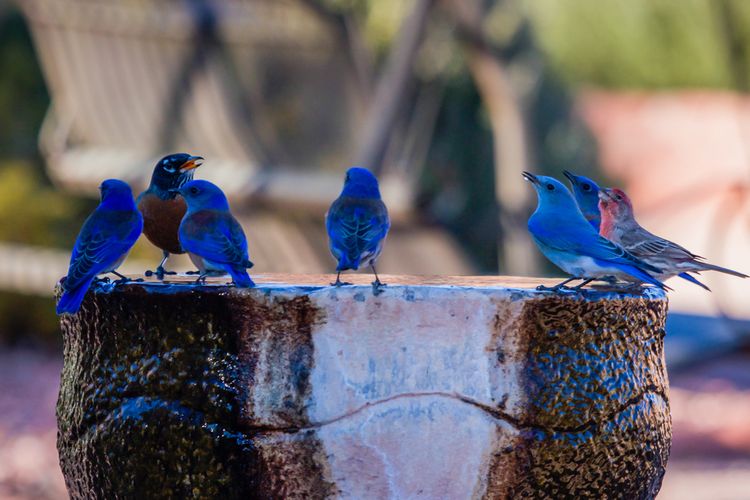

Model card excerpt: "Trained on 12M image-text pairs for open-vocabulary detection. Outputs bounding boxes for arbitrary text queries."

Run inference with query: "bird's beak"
[562,170,577,184]
[179,156,204,172]
[522,171,540,186]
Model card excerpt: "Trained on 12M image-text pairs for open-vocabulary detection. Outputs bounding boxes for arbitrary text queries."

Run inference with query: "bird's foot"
[331,278,353,287]
[195,274,208,285]
[613,283,644,293]
[371,279,387,296]
[535,284,569,292]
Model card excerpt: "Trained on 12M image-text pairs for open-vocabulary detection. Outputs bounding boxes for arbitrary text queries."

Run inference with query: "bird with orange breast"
[136,153,203,278]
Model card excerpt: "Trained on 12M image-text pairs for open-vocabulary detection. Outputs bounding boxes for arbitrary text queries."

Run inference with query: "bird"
[326,167,390,294]
[599,187,748,290]
[177,180,254,287]
[563,170,602,231]
[136,153,203,278]
[57,179,143,315]
[522,171,668,291]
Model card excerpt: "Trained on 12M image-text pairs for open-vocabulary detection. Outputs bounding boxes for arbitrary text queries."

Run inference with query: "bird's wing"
[65,210,142,290]
[181,211,250,267]
[532,220,661,274]
[326,197,389,263]
[622,228,702,261]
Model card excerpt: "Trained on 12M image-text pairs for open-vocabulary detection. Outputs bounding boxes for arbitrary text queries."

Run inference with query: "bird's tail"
[678,272,710,291]
[336,254,361,272]
[228,266,255,288]
[621,264,671,291]
[697,262,748,278]
[56,279,93,315]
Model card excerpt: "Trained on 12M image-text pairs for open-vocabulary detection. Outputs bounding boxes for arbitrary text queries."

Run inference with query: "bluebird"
[599,187,748,291]
[563,170,602,231]
[57,179,143,315]
[137,153,203,278]
[522,172,668,291]
[177,180,254,287]
[326,167,390,293]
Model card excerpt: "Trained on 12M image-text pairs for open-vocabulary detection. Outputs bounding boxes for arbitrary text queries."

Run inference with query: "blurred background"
[0,0,749,498]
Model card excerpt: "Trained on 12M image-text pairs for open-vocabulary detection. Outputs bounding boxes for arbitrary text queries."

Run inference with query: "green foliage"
[0,162,93,247]
[524,0,746,89]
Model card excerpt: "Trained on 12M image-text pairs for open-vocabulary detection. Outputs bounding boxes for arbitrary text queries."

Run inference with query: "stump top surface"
[99,273,667,300]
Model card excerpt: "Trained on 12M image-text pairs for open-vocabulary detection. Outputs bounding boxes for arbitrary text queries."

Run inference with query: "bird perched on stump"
[522,172,668,291]
[137,153,203,278]
[177,180,255,287]
[326,167,390,294]
[599,187,748,290]
[57,179,143,315]
[563,170,603,231]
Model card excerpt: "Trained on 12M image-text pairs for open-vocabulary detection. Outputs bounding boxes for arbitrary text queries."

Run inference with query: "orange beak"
[179,156,204,172]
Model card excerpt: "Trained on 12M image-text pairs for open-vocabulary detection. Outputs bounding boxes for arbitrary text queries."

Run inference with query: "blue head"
[563,170,601,229]
[178,180,230,212]
[522,172,582,217]
[149,153,204,193]
[340,167,381,199]
[99,179,136,210]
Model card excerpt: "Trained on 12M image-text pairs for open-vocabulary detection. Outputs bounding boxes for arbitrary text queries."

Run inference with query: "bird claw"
[331,279,353,287]
[145,267,177,280]
[371,280,386,296]
[535,284,569,292]
[614,283,643,293]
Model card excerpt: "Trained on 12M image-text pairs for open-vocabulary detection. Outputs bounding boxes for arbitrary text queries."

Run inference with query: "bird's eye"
[615,194,622,201]
[546,183,555,191]
[190,187,199,195]
[582,184,591,191]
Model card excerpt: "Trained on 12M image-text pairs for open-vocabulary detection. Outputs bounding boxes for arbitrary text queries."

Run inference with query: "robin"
[136,153,203,278]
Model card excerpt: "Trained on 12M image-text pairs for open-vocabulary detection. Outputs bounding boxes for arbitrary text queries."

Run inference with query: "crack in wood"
[245,386,669,436]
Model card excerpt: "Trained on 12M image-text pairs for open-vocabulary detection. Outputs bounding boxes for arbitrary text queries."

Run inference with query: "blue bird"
[57,179,143,315]
[522,172,668,291]
[177,180,254,287]
[563,170,602,231]
[326,167,390,293]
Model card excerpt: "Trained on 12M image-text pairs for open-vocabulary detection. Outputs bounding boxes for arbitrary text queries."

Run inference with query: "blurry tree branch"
[162,0,275,165]
[297,0,374,101]
[355,0,435,174]
[443,0,537,275]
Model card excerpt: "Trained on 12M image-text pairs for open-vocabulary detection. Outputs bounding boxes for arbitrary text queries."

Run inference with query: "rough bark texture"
[56,274,670,499]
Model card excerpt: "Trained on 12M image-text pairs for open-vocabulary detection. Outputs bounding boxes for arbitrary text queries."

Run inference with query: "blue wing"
[529,217,661,275]
[326,196,389,270]
[180,210,252,268]
[64,209,143,291]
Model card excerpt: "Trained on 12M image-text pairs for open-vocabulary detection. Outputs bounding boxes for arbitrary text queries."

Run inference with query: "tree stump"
[56,274,670,499]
